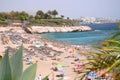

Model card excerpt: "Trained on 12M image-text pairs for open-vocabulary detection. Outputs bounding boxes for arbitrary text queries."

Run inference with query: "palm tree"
[19,11,29,20]
[35,10,44,19]
[118,23,120,29]
[10,11,20,20]
[51,10,58,18]
[79,30,120,80]
[19,11,29,27]
[47,10,52,18]
[44,13,51,19]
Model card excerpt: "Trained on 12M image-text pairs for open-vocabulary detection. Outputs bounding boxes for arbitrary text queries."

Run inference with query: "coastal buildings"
[79,16,120,24]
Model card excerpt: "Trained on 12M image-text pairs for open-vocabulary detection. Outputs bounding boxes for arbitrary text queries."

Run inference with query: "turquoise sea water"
[44,23,119,45]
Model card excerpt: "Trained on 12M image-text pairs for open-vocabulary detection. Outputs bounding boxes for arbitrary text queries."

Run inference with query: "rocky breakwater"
[26,26,92,33]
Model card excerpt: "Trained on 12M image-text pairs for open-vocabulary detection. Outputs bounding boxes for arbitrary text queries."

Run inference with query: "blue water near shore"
[44,23,119,45]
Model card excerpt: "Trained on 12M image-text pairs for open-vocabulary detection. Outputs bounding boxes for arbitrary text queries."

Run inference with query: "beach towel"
[59,69,66,73]
[57,64,62,69]
[76,65,83,69]
[88,72,98,78]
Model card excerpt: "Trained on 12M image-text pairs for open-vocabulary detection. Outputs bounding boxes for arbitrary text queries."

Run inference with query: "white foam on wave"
[94,30,101,32]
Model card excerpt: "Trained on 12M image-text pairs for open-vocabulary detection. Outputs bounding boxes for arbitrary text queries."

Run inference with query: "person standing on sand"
[38,74,42,80]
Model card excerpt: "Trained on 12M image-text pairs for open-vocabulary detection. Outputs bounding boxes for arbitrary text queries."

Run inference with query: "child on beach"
[65,48,73,58]
[50,62,58,71]
[38,74,42,80]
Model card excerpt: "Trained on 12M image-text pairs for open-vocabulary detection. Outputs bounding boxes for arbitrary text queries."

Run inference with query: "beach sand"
[0,27,90,80]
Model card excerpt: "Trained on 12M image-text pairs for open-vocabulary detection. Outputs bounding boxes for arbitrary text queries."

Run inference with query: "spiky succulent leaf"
[10,46,23,80]
[58,77,63,80]
[0,49,12,80]
[42,75,49,80]
[21,63,37,80]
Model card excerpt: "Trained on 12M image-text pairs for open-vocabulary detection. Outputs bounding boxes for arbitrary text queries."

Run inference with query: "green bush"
[0,46,37,80]
[0,20,9,26]
[31,19,80,26]
[0,18,6,21]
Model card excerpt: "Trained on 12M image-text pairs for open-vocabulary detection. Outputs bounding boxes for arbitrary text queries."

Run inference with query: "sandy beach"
[0,27,92,80]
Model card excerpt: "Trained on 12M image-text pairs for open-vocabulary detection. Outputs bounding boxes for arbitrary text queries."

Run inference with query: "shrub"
[0,18,6,21]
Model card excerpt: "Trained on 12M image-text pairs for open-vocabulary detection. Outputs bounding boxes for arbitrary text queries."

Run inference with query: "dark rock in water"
[72,30,79,32]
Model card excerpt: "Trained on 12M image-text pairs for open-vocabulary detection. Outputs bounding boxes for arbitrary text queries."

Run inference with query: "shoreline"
[41,33,93,51]
[35,32,93,56]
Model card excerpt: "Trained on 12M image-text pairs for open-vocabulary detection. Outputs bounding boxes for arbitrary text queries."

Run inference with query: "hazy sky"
[0,0,120,19]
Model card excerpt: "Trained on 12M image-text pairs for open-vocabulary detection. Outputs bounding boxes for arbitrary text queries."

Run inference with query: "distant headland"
[0,10,92,33]
[0,10,80,27]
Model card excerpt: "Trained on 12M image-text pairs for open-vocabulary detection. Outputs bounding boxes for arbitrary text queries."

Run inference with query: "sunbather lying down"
[73,64,84,73]
[25,56,38,65]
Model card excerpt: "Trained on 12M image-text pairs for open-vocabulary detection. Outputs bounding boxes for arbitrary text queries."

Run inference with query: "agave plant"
[0,46,37,80]
[79,31,120,80]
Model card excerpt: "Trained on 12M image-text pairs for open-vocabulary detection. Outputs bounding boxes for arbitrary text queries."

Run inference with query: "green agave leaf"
[10,46,23,80]
[58,77,63,80]
[42,75,49,80]
[21,63,37,80]
[0,58,2,62]
[42,72,52,80]
[0,49,12,80]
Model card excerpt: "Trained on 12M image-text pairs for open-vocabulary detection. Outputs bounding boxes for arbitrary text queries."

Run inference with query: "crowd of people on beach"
[0,28,106,80]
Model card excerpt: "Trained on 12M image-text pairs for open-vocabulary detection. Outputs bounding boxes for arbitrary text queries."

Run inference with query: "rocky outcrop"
[27,26,92,33]
[1,34,9,44]
[0,26,92,34]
